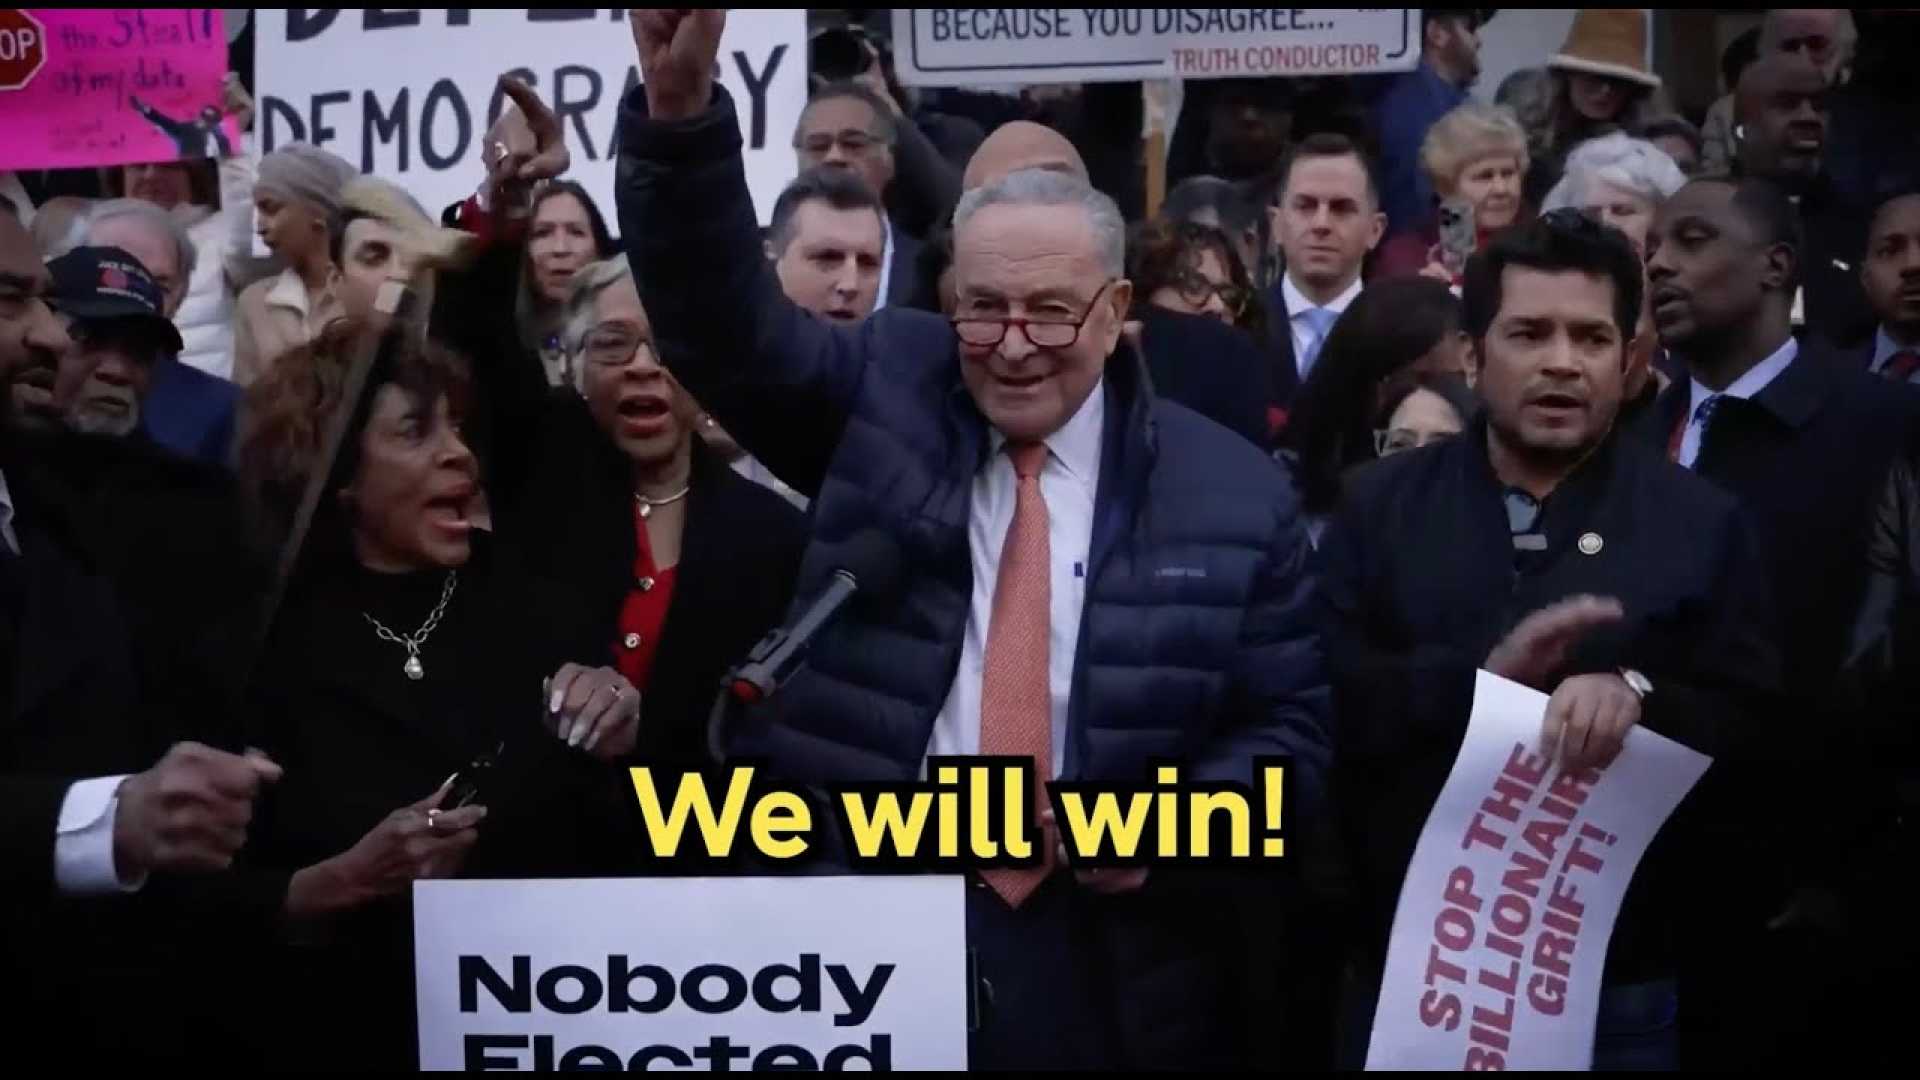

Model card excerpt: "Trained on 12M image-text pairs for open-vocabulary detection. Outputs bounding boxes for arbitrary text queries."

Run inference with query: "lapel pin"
[1578,532,1604,556]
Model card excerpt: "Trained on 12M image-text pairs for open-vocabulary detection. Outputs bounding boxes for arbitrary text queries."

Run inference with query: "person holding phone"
[1376,102,1531,284]
[232,320,642,1069]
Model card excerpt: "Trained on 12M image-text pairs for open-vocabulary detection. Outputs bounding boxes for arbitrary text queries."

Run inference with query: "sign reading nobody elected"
[893,8,1418,86]
[255,9,804,224]
[415,877,968,1071]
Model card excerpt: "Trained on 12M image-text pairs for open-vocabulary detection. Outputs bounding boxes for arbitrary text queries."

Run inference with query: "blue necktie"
[1298,306,1338,378]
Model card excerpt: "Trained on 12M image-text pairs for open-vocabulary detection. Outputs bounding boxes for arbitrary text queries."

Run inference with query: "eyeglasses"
[1374,427,1457,457]
[1166,270,1250,318]
[579,321,655,369]
[796,131,886,157]
[951,281,1115,349]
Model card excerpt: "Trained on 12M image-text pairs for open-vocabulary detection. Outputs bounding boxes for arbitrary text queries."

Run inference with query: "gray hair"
[1541,132,1688,213]
[952,168,1125,277]
[82,198,199,280]
[562,253,634,392]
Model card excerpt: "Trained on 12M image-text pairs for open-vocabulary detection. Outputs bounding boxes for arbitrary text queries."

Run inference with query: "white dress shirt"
[1677,337,1798,469]
[0,466,140,896]
[924,381,1105,778]
[1868,327,1920,382]
[1280,273,1363,381]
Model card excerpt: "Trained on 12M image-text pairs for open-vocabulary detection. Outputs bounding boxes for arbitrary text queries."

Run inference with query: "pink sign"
[0,8,239,170]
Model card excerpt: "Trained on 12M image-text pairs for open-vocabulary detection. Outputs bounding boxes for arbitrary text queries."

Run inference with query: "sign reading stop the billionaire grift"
[0,8,240,170]
[892,8,1417,87]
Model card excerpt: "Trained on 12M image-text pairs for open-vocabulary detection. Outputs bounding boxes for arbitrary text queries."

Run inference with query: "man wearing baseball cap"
[44,246,185,439]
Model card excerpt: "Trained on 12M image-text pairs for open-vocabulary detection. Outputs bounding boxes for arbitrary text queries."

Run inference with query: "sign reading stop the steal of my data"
[0,8,241,170]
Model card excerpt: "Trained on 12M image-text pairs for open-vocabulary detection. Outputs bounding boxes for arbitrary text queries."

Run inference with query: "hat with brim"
[74,312,186,356]
[1548,9,1661,89]
[47,245,186,353]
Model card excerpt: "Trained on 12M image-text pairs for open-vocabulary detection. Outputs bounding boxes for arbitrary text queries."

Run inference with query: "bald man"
[1733,52,1877,346]
[962,120,1088,190]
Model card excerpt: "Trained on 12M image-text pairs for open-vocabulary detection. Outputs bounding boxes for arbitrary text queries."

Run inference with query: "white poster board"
[414,876,968,1071]
[254,9,805,225]
[892,8,1418,86]
[1365,671,1712,1070]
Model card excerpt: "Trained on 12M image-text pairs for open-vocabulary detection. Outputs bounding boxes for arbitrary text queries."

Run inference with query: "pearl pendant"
[638,501,653,520]
[404,655,425,681]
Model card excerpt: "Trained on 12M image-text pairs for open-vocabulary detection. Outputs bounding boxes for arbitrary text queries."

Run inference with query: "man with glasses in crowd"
[793,83,923,309]
[1319,209,1781,1070]
[620,9,1329,1068]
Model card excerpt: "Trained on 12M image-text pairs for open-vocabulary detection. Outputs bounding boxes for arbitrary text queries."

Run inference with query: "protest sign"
[414,876,968,1070]
[1365,671,1712,1070]
[0,9,240,170]
[255,9,805,225]
[891,8,1418,86]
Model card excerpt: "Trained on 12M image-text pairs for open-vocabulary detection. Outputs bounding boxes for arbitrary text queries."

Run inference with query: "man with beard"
[1636,174,1918,1066]
[1321,209,1780,1070]
[1,198,277,1064]
[39,247,182,439]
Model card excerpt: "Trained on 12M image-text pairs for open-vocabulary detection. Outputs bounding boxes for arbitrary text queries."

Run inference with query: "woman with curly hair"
[233,320,640,1069]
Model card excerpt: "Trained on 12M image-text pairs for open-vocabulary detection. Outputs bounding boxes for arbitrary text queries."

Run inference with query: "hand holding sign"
[1541,673,1641,772]
[1484,595,1624,691]
[631,8,727,122]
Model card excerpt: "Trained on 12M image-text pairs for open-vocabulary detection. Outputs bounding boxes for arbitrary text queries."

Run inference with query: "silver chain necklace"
[362,571,458,681]
[634,485,691,520]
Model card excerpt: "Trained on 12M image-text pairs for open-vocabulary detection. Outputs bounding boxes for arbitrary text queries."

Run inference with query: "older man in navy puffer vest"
[618,11,1331,1069]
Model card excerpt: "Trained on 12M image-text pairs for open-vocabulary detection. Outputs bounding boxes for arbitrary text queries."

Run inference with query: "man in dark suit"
[1637,174,1919,1066]
[765,168,886,326]
[1,201,278,1062]
[1733,52,1877,348]
[1261,134,1385,425]
[621,10,1329,1068]
[1322,211,1781,1070]
[1853,191,1920,380]
[792,80,938,311]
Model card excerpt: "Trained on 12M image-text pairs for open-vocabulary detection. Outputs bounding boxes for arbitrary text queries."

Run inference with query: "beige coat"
[232,267,341,387]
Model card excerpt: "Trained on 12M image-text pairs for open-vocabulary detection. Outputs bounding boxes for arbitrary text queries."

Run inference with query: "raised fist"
[629,9,727,122]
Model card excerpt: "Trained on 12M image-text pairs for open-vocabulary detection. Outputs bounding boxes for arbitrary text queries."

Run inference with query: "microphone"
[727,529,903,706]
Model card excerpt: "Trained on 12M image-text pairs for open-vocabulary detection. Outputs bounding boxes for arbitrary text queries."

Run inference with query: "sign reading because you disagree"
[892,8,1419,86]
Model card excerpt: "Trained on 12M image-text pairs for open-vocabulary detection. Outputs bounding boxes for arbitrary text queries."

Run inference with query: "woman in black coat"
[233,320,642,1069]
[435,223,808,767]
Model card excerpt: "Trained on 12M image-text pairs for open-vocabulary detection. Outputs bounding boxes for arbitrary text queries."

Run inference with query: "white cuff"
[54,775,145,896]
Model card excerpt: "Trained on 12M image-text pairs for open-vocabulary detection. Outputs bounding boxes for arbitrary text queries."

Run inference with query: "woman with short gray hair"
[1541,131,1687,260]
[468,251,807,765]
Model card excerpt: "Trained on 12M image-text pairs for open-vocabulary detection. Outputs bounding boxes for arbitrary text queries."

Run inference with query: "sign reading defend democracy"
[0,9,241,170]
[892,8,1418,86]
[1365,672,1711,1070]
[414,876,968,1070]
[255,9,805,225]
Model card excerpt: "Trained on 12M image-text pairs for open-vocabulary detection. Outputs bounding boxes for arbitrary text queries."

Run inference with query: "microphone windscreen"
[835,529,904,596]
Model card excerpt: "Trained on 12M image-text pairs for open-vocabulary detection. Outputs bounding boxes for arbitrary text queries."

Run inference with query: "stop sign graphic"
[0,9,47,92]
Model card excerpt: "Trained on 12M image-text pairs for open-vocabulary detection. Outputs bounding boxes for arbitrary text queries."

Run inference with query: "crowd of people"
[3,5,1918,1070]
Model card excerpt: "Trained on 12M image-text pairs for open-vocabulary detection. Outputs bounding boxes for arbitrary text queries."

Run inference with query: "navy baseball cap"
[47,245,185,352]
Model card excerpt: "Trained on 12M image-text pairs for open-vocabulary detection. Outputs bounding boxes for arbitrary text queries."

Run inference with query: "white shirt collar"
[988,376,1105,490]
[1687,336,1798,417]
[1871,326,1918,372]
[1281,272,1363,321]
[876,213,897,307]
